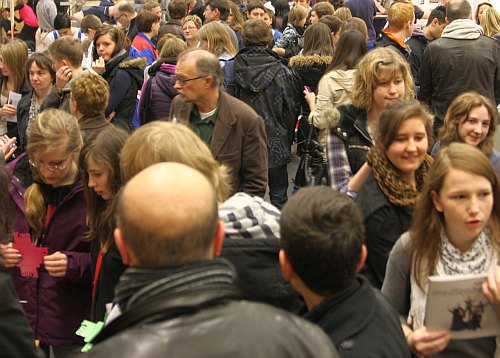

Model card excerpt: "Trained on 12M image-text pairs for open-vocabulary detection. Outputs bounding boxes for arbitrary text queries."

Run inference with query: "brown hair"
[411,142,500,289]
[242,19,273,47]
[136,10,160,33]
[71,73,110,117]
[439,91,498,155]
[0,40,28,93]
[93,25,128,61]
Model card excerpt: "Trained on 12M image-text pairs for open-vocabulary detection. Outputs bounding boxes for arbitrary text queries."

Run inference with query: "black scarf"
[115,258,236,311]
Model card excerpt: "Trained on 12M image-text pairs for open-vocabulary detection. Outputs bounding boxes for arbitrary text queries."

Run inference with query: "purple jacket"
[139,63,178,121]
[7,154,92,347]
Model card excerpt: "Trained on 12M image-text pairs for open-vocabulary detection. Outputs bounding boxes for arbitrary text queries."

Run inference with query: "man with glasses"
[170,49,268,198]
[114,1,138,41]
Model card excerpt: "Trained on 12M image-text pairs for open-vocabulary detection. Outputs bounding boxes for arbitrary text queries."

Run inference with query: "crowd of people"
[0,0,499,356]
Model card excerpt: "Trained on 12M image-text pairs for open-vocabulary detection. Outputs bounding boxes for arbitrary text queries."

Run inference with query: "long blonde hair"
[0,40,28,94]
[479,7,500,37]
[198,21,237,57]
[25,109,83,238]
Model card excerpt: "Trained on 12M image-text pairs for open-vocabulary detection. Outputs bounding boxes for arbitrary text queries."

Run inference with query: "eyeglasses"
[173,75,206,84]
[29,157,69,171]
[182,26,198,31]
[114,13,124,21]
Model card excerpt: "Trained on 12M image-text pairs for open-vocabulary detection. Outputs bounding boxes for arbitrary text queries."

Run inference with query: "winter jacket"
[139,62,177,122]
[102,51,146,132]
[79,113,112,146]
[305,276,411,357]
[0,74,30,139]
[7,154,92,347]
[309,69,356,149]
[418,19,500,122]
[129,32,158,66]
[406,26,429,86]
[85,260,339,358]
[377,29,412,62]
[274,23,304,58]
[233,46,296,168]
[356,172,411,289]
[329,104,373,176]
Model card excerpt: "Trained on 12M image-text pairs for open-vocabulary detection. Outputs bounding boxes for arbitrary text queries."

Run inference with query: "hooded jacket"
[406,26,429,86]
[418,19,500,121]
[234,46,296,168]
[102,51,146,132]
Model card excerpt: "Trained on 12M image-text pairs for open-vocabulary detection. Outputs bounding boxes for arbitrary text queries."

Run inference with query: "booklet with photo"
[425,273,500,339]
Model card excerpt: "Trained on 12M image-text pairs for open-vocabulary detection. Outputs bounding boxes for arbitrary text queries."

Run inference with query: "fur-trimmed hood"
[119,56,148,70]
[288,54,332,68]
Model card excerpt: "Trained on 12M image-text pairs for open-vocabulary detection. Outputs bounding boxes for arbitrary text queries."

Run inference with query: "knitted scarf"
[114,258,236,312]
[366,147,433,211]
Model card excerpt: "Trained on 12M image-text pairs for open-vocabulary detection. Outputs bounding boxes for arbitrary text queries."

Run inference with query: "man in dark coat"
[418,0,500,131]
[170,49,268,198]
[279,187,412,357]
[232,19,295,209]
[85,162,339,358]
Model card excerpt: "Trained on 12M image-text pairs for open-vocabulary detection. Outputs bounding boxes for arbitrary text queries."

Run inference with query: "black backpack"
[138,72,156,126]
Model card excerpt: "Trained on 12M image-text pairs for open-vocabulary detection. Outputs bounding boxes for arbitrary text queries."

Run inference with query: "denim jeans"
[268,163,289,209]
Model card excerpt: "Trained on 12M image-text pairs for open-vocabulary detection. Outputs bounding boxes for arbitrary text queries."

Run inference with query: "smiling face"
[386,116,429,184]
[432,168,493,252]
[372,70,405,112]
[86,156,112,200]
[95,34,117,62]
[458,105,491,147]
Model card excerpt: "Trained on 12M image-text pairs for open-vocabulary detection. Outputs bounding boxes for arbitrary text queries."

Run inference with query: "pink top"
[19,4,38,27]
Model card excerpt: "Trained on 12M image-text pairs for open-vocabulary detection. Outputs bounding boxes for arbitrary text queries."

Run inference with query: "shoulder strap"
[138,73,155,125]
[222,58,237,96]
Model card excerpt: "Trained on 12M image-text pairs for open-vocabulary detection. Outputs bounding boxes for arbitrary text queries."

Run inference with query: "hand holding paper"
[11,232,48,278]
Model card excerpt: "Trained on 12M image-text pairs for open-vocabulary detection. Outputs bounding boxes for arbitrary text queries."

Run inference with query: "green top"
[190,105,219,146]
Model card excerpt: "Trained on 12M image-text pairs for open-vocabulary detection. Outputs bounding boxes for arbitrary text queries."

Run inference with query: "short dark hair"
[242,19,273,46]
[446,0,471,22]
[280,187,364,294]
[81,14,103,33]
[26,52,55,83]
[426,5,446,26]
[247,0,265,14]
[53,13,71,30]
[205,0,230,20]
[168,0,187,19]
[311,2,335,18]
[136,10,160,32]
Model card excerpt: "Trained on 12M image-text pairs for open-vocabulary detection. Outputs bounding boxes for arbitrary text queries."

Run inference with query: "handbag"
[294,123,328,187]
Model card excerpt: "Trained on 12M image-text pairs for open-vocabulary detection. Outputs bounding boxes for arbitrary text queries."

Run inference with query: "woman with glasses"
[92,25,145,132]
[181,15,202,49]
[0,109,91,357]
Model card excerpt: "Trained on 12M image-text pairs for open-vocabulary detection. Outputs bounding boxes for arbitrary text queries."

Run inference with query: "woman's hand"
[0,243,21,268]
[44,251,68,277]
[1,103,17,117]
[303,90,316,112]
[91,57,105,75]
[483,265,500,317]
[407,327,451,356]
[0,134,16,160]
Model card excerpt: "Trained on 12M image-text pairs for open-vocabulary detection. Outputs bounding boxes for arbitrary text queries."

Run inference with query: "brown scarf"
[366,147,433,211]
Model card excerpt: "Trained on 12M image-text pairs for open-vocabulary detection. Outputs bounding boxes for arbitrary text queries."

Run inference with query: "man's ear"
[445,16,450,24]
[114,228,132,265]
[431,17,439,26]
[279,250,296,282]
[212,220,225,257]
[356,244,368,272]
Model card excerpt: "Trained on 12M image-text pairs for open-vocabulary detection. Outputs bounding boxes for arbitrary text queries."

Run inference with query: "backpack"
[221,58,237,96]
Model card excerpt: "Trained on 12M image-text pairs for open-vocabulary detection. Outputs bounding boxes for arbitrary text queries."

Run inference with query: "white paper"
[5,91,21,123]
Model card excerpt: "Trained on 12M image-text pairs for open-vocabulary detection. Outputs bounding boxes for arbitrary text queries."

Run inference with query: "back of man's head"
[117,1,136,15]
[49,37,84,68]
[81,14,103,34]
[446,0,471,22]
[116,162,219,266]
[242,19,273,47]
[426,5,446,26]
[280,187,364,295]
[387,2,414,31]
[168,0,188,19]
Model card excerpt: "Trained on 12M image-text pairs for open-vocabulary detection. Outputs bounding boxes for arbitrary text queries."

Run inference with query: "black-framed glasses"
[173,75,206,84]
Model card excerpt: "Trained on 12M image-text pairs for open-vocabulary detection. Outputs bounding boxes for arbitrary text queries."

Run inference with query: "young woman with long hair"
[325,47,414,197]
[357,100,433,289]
[433,91,499,174]
[1,109,91,356]
[382,142,500,356]
[0,40,30,139]
[198,21,237,66]
[92,25,145,132]
[81,126,129,322]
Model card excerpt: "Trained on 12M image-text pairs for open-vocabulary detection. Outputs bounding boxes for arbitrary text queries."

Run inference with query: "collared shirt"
[190,105,218,145]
